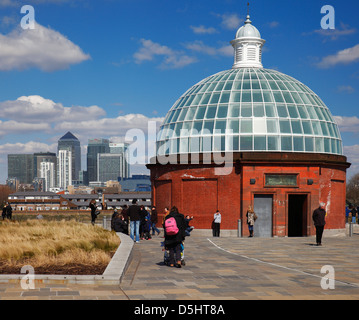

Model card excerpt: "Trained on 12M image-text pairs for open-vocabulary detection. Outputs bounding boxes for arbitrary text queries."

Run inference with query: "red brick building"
[148,15,351,237]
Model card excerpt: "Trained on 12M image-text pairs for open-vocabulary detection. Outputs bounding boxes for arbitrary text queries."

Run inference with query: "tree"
[346,173,359,206]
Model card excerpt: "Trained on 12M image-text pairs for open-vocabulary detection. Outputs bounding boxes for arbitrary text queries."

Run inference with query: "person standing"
[350,206,357,224]
[163,206,186,268]
[246,205,257,237]
[151,206,160,236]
[313,202,326,246]
[213,211,221,237]
[5,202,12,220]
[89,200,98,225]
[128,199,141,243]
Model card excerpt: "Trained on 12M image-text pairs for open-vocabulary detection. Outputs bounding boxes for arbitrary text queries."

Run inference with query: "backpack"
[164,217,179,235]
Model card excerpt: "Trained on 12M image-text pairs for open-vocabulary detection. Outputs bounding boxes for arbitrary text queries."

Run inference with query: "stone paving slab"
[0,231,358,300]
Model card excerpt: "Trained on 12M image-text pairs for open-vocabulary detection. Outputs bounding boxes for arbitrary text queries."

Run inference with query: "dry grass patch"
[0,220,121,274]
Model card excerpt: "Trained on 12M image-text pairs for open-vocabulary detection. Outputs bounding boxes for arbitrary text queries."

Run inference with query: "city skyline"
[0,0,358,183]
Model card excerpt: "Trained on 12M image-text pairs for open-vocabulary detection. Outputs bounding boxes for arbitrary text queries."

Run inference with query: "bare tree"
[346,173,359,206]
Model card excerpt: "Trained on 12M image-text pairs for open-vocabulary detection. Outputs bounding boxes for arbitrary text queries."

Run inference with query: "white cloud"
[337,85,355,94]
[0,95,106,123]
[0,22,90,71]
[317,44,359,68]
[334,116,359,133]
[311,23,357,41]
[185,40,233,57]
[0,141,56,155]
[190,25,217,35]
[344,144,359,177]
[219,13,242,30]
[134,39,197,69]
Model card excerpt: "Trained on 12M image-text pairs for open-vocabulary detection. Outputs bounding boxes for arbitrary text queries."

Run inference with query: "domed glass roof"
[156,67,343,156]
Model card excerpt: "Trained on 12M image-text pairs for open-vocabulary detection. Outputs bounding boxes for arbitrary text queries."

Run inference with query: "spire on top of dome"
[230,6,265,69]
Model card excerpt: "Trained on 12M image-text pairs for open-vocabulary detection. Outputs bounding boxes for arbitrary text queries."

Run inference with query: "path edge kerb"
[0,233,134,286]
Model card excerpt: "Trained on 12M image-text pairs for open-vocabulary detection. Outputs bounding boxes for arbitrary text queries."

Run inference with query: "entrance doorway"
[253,195,273,237]
[288,195,308,237]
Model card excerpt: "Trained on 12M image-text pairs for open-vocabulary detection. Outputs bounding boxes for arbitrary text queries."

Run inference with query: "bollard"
[103,215,107,230]
[237,219,242,238]
[349,222,353,237]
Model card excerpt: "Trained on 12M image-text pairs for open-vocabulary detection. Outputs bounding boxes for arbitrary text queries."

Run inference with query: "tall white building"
[57,149,72,190]
[40,161,55,191]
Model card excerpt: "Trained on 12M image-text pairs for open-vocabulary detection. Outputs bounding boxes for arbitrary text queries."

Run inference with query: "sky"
[0,0,359,183]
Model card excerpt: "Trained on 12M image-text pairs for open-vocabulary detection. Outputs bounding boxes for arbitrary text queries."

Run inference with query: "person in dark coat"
[163,206,186,268]
[2,203,7,220]
[128,199,141,243]
[151,206,160,236]
[5,203,12,220]
[313,202,326,246]
[113,213,128,234]
[89,200,98,225]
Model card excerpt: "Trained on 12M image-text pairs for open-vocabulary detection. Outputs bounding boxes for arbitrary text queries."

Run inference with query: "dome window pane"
[213,136,225,152]
[331,139,337,154]
[185,95,195,107]
[233,81,242,90]
[215,82,225,91]
[320,122,329,136]
[297,106,309,119]
[209,93,220,104]
[273,92,285,103]
[228,119,240,133]
[200,93,211,105]
[195,106,206,120]
[324,138,331,153]
[260,80,270,90]
[281,137,292,151]
[181,122,192,136]
[283,92,294,103]
[253,91,263,102]
[191,94,203,106]
[217,105,228,119]
[306,106,318,119]
[312,121,322,135]
[279,120,291,134]
[224,81,233,90]
[252,80,260,89]
[315,138,324,152]
[174,122,183,137]
[215,120,227,133]
[171,139,179,154]
[241,91,252,102]
[327,123,335,137]
[315,108,325,121]
[202,136,212,152]
[291,92,303,104]
[277,105,288,118]
[229,104,240,117]
[220,93,230,104]
[203,121,214,134]
[185,107,196,121]
[293,137,304,152]
[227,135,240,151]
[267,119,278,133]
[253,104,265,117]
[265,104,276,117]
[178,108,189,121]
[302,121,313,135]
[241,104,252,117]
[277,82,287,91]
[287,105,299,118]
[231,92,241,102]
[171,109,182,122]
[180,138,189,153]
[268,81,279,90]
[262,91,274,102]
[240,136,253,151]
[254,136,266,150]
[192,121,203,135]
[242,80,251,89]
[291,120,302,134]
[253,118,266,134]
[299,93,311,105]
[190,137,200,153]
[305,137,314,152]
[268,136,279,151]
[205,106,217,119]
[240,119,253,133]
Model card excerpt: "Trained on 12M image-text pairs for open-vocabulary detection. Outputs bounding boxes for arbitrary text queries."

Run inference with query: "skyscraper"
[7,154,35,184]
[87,138,110,183]
[57,132,81,181]
[57,149,72,190]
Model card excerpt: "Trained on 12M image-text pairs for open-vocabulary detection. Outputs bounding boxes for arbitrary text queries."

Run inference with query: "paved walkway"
[1,232,359,300]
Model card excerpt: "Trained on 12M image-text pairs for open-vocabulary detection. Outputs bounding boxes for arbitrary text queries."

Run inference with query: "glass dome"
[156,67,343,156]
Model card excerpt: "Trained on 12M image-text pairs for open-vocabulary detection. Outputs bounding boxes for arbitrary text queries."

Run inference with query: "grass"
[0,220,121,270]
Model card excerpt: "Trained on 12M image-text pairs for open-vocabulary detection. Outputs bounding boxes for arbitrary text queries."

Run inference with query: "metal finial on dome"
[245,2,251,24]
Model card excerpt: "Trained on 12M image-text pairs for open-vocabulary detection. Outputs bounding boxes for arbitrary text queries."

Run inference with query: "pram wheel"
[181,259,186,266]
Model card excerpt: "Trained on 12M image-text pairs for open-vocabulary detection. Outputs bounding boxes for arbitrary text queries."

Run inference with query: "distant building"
[119,175,151,192]
[40,161,56,191]
[57,132,81,181]
[57,149,72,190]
[87,138,110,183]
[7,154,34,184]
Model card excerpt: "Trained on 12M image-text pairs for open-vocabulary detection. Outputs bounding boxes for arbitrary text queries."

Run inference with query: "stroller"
[161,241,185,266]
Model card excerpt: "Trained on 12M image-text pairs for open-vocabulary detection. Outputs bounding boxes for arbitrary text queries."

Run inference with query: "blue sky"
[0,0,359,183]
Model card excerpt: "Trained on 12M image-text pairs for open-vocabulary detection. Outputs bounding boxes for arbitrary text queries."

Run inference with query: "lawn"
[0,219,121,275]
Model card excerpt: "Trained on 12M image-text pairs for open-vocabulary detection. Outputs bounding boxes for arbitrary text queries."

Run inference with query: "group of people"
[346,205,359,224]
[1,202,12,220]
